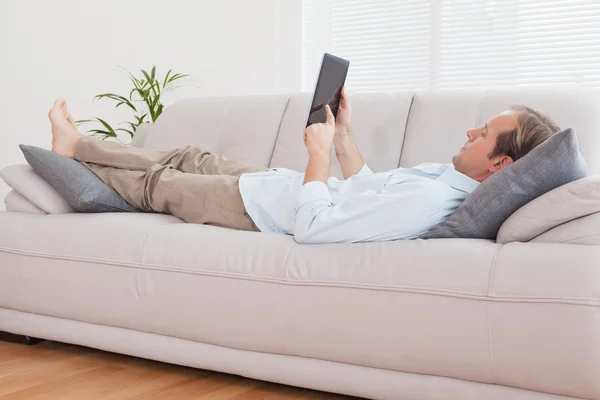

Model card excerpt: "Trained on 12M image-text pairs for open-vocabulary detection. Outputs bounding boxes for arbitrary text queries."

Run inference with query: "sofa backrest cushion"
[139,95,290,169]
[269,92,414,178]
[401,86,600,174]
[139,86,600,179]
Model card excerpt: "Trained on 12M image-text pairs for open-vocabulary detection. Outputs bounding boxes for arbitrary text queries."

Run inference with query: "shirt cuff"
[356,163,374,176]
[294,181,333,210]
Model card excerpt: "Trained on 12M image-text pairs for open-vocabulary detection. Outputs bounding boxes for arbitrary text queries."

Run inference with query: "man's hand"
[334,86,353,143]
[303,105,335,184]
[332,87,366,179]
[304,104,335,158]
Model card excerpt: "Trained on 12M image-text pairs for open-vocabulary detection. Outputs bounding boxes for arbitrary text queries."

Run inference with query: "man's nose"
[466,129,476,141]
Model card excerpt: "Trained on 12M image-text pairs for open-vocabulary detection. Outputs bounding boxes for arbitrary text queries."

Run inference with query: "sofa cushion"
[497,175,600,244]
[0,164,75,213]
[4,189,46,214]
[420,128,588,240]
[19,144,139,213]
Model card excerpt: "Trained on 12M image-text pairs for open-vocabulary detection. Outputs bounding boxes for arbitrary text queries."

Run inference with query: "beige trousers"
[74,136,266,231]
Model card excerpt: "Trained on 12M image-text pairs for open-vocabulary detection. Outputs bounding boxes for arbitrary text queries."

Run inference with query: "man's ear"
[490,155,514,173]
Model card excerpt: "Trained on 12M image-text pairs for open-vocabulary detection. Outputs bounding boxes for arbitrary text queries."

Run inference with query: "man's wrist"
[308,150,331,162]
[334,128,355,153]
[304,152,331,184]
[335,137,358,157]
[336,126,352,136]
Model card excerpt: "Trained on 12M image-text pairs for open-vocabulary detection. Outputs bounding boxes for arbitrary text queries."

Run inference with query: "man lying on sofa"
[47,88,560,244]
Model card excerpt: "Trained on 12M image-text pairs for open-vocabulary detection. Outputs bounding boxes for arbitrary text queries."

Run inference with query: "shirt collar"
[437,164,480,193]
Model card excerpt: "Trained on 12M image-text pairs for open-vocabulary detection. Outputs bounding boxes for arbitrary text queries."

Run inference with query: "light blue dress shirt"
[238,163,479,244]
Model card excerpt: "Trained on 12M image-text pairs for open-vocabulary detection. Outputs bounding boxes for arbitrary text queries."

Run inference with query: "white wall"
[0,0,302,210]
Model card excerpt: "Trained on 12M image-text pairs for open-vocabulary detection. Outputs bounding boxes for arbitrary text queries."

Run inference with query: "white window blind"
[302,0,600,92]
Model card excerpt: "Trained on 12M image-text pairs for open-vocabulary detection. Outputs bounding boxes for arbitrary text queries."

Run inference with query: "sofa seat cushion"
[1,211,599,399]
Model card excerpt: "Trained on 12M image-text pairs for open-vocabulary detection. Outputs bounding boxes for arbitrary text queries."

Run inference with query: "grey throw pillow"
[19,145,140,213]
[420,128,588,240]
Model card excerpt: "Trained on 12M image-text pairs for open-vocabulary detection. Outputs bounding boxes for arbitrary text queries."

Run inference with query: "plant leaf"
[94,93,120,102]
[75,119,94,126]
[88,129,113,138]
[94,93,138,112]
[130,87,149,101]
[167,73,189,84]
[152,94,161,109]
[128,71,143,89]
[163,69,172,88]
[121,121,139,131]
[116,128,135,138]
[95,118,117,137]
[141,69,152,85]
[151,65,156,80]
[155,103,164,120]
[142,68,159,97]
[148,95,162,122]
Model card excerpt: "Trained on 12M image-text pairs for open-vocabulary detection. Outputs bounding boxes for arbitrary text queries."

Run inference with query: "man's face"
[452,111,517,182]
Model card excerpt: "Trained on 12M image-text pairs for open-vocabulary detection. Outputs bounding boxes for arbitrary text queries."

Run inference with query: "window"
[302,0,600,92]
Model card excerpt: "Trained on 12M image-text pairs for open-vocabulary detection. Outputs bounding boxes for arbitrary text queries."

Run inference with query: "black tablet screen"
[306,53,349,127]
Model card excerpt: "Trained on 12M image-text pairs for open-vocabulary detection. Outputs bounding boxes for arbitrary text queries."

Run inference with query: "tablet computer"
[306,53,350,127]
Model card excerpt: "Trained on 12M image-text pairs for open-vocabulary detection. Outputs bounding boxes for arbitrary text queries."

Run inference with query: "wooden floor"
[0,341,362,399]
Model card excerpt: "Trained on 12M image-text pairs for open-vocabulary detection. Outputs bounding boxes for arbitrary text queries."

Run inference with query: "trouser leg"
[74,136,266,176]
[83,163,260,231]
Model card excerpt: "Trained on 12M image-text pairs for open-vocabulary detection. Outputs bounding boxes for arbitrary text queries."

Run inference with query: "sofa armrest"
[0,164,75,214]
[532,212,600,245]
[4,190,46,214]
[497,175,600,244]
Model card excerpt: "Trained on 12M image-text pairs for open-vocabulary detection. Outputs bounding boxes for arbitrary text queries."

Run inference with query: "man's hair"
[488,105,561,162]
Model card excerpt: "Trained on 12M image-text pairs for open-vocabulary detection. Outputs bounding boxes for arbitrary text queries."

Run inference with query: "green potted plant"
[77,65,191,144]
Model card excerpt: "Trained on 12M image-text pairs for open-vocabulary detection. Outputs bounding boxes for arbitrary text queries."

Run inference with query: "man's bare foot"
[48,99,83,158]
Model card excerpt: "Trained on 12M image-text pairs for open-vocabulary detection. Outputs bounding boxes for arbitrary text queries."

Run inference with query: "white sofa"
[1,86,600,400]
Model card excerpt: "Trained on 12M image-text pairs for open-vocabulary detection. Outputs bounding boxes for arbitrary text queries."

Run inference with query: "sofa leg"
[0,331,45,345]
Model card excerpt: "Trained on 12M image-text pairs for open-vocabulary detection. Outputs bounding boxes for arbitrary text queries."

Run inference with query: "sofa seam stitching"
[485,241,499,385]
[396,92,415,168]
[138,227,158,265]
[282,242,298,279]
[1,246,600,303]
[486,246,501,295]
[558,232,600,244]
[485,301,494,384]
[268,96,292,168]
[215,98,237,152]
